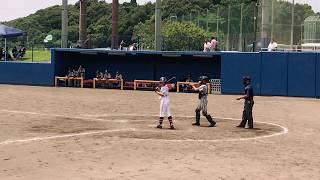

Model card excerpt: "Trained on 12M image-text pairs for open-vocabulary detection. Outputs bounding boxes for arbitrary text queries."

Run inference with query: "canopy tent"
[0,24,26,61]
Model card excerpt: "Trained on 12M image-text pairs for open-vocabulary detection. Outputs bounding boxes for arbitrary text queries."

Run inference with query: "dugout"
[52,49,221,83]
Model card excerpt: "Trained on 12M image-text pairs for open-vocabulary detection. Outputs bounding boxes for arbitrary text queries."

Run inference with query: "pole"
[61,0,68,48]
[261,0,271,48]
[32,42,34,62]
[197,11,200,27]
[4,38,6,61]
[290,0,295,50]
[112,0,119,49]
[271,0,274,40]
[155,0,162,51]
[79,0,87,48]
[226,5,231,51]
[239,4,244,51]
[253,1,259,52]
[206,9,209,32]
[216,6,219,36]
[300,24,303,45]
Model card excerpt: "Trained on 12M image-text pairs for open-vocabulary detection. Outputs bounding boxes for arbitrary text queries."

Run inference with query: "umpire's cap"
[160,77,167,83]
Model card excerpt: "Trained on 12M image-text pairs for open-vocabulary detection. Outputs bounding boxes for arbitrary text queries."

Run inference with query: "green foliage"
[133,21,212,51]
[2,0,317,50]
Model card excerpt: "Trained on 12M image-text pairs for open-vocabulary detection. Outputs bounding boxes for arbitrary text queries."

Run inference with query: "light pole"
[290,0,295,50]
[61,0,68,48]
[253,0,259,52]
[155,0,162,51]
[112,0,119,49]
[79,0,87,48]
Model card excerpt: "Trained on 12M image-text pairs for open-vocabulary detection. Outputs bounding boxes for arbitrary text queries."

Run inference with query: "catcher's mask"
[242,76,251,85]
[198,76,209,84]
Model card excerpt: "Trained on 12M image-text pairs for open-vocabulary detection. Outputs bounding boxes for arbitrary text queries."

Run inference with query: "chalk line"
[0,109,289,145]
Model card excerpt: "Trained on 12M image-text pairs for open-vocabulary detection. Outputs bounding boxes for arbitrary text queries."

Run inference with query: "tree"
[133,21,212,51]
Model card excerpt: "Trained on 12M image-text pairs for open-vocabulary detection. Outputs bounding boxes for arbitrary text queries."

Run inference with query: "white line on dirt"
[0,109,289,144]
[0,128,134,146]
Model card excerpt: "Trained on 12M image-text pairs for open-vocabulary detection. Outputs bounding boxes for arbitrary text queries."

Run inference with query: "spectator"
[129,43,138,51]
[77,65,86,79]
[0,47,3,60]
[209,37,218,51]
[12,47,18,60]
[103,70,112,79]
[203,39,211,52]
[119,40,125,50]
[67,67,72,77]
[268,39,278,51]
[115,71,123,80]
[19,45,26,58]
[5,47,13,60]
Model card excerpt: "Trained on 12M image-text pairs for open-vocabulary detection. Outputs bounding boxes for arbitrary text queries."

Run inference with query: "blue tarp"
[0,24,26,38]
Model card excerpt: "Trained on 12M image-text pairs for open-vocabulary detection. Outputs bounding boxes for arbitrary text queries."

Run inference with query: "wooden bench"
[123,81,134,89]
[176,82,211,94]
[92,78,124,90]
[55,76,84,88]
[133,80,160,90]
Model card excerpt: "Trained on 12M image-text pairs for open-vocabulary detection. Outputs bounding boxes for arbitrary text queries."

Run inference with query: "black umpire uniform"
[237,76,254,129]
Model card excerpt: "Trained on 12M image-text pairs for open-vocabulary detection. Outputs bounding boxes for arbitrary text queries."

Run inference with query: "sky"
[0,0,319,22]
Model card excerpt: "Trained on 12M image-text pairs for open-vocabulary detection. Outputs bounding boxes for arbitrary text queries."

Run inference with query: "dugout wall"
[221,52,319,97]
[316,53,320,98]
[220,52,261,95]
[52,49,221,82]
[0,61,54,86]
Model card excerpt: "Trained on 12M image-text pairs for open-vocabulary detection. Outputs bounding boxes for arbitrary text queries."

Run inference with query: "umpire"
[236,76,254,129]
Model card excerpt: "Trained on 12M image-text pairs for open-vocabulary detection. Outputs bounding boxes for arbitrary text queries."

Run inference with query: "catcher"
[155,77,175,129]
[192,76,216,127]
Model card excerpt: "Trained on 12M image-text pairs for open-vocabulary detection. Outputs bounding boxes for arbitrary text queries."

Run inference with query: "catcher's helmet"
[199,76,209,81]
[160,77,167,83]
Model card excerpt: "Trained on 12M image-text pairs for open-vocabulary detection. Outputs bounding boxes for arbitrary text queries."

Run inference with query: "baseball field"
[0,84,319,179]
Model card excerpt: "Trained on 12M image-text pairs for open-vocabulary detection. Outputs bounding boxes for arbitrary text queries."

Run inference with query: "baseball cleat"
[156,124,162,129]
[192,122,200,126]
[208,121,216,127]
[170,124,175,129]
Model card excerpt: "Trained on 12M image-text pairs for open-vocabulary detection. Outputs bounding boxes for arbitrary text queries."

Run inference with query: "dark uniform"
[238,77,254,129]
[192,76,216,127]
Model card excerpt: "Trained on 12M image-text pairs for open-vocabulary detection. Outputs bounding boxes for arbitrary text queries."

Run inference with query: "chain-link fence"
[133,0,315,52]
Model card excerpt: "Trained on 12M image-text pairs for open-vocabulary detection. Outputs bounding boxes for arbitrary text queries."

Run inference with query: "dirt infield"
[0,85,319,180]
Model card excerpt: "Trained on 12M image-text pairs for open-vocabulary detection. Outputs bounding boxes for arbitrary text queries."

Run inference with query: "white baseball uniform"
[159,85,171,117]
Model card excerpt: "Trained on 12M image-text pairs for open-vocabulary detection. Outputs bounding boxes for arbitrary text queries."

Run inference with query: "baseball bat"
[166,76,176,83]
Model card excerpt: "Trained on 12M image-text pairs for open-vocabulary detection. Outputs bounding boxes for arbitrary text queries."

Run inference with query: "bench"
[133,80,160,90]
[55,76,84,88]
[92,78,124,90]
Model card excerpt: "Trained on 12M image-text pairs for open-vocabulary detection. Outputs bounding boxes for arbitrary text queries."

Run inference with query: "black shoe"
[208,121,216,127]
[170,124,175,129]
[236,125,244,128]
[192,122,200,126]
[156,124,162,129]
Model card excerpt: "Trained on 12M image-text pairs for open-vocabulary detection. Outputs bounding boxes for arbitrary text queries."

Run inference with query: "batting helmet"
[160,77,167,83]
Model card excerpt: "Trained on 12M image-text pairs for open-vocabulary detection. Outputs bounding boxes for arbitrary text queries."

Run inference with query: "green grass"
[20,49,51,62]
